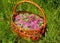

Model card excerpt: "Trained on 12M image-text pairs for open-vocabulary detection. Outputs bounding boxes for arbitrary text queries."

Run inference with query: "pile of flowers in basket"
[14,13,44,30]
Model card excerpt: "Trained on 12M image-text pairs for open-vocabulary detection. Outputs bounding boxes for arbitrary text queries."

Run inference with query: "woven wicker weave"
[11,0,46,41]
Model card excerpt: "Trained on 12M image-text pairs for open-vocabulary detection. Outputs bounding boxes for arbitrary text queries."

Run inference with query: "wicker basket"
[11,0,46,41]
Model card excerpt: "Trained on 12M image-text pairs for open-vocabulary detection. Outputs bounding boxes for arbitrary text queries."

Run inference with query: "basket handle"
[13,0,46,28]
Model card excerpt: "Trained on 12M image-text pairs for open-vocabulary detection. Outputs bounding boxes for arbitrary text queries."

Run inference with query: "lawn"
[0,0,60,43]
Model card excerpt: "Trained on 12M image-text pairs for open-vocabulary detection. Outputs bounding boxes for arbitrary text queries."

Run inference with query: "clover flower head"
[15,15,20,20]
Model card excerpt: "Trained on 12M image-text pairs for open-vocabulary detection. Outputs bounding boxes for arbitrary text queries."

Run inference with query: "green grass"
[0,0,60,43]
